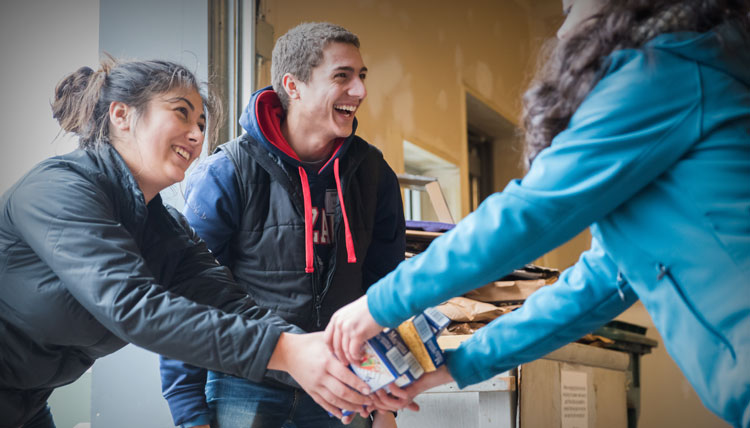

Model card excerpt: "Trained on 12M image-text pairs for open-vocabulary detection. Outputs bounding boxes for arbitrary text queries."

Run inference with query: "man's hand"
[368,387,420,413]
[370,365,455,413]
[267,331,372,419]
[324,295,384,365]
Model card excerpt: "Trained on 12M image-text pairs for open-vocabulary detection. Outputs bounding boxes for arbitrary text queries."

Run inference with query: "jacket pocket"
[656,263,736,361]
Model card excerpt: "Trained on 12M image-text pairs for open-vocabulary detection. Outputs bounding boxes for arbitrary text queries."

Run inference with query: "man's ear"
[109,101,131,132]
[282,73,300,101]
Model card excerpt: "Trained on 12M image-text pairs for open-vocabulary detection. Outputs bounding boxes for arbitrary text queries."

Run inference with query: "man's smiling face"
[293,42,368,143]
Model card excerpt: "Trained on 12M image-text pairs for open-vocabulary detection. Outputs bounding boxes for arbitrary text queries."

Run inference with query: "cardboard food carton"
[349,328,424,392]
[397,313,445,372]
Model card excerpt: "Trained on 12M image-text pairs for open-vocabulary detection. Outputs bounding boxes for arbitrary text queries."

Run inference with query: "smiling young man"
[159,23,405,428]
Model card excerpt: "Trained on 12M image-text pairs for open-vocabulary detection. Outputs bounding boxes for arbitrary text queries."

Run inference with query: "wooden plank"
[424,181,454,223]
[437,334,472,350]
[542,343,629,372]
[406,230,444,240]
[426,375,516,393]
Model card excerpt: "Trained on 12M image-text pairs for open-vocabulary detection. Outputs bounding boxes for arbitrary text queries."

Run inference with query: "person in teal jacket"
[325,0,750,426]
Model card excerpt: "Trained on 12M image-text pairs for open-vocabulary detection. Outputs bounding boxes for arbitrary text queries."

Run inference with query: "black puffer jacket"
[220,133,398,331]
[0,145,295,412]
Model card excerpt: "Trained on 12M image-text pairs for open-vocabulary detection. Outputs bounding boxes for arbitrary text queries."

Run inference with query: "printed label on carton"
[397,312,447,372]
[423,306,451,333]
[414,313,445,368]
[349,341,399,392]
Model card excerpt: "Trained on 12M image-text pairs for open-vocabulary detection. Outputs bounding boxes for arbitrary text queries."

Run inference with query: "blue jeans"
[206,371,371,428]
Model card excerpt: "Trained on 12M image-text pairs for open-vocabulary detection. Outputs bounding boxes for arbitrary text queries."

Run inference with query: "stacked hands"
[299,295,455,424]
[272,294,455,424]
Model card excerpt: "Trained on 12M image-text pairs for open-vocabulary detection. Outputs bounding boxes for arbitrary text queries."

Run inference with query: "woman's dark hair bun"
[50,55,220,150]
[51,65,104,136]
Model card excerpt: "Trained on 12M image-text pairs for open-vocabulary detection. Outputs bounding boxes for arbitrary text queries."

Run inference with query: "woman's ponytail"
[51,55,219,151]
[52,57,115,149]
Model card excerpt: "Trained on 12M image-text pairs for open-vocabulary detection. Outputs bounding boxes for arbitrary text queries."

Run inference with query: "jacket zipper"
[313,220,341,329]
[615,272,627,301]
[312,255,322,328]
[310,158,358,328]
[321,162,356,323]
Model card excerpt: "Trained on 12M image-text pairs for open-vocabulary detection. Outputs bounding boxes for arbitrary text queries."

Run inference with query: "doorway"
[465,91,523,211]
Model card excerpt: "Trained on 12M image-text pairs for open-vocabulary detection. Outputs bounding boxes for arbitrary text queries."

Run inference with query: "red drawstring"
[298,166,315,273]
[334,158,357,264]
[298,160,357,274]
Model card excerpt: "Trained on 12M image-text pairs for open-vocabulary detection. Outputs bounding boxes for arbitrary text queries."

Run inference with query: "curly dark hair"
[521,0,750,168]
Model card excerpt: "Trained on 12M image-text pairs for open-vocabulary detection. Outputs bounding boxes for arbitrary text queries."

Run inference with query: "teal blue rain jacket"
[367,24,750,427]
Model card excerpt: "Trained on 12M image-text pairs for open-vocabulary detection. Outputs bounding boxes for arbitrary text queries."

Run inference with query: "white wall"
[1,3,100,427]
[1,1,206,426]
[0,0,100,194]
[98,0,209,211]
[91,1,209,427]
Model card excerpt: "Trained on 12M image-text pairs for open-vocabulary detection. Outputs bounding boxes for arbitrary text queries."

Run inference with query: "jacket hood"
[238,86,358,176]
[647,22,750,88]
[238,86,360,273]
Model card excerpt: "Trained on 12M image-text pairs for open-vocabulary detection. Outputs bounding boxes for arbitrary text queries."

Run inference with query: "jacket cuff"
[444,347,488,388]
[181,413,211,428]
[238,323,285,382]
[163,384,210,426]
[366,280,400,328]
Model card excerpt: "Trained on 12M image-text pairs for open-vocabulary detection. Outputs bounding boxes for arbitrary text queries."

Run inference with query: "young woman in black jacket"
[0,57,371,428]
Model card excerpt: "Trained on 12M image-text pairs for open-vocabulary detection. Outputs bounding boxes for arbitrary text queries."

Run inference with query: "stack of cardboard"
[442,264,559,333]
[404,220,559,335]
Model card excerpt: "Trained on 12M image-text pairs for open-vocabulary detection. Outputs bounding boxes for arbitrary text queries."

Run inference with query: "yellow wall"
[262,0,551,205]
[262,0,585,270]
[261,5,734,425]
